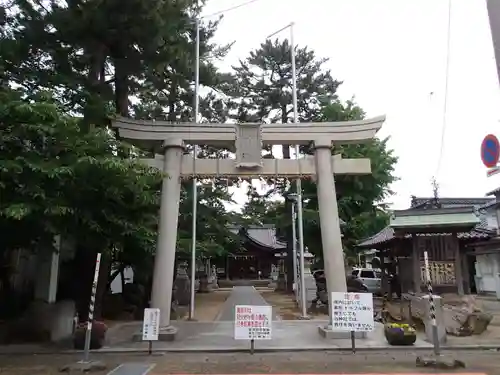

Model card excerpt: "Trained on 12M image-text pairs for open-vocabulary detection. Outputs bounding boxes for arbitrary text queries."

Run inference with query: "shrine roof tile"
[411,197,494,209]
[357,226,492,248]
[486,187,500,197]
[358,197,495,248]
[228,225,286,250]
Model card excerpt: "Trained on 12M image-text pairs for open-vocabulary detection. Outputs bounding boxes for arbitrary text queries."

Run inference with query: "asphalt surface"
[216,286,274,322]
[0,350,499,374]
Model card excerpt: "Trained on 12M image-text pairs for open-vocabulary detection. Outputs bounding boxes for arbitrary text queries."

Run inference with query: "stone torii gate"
[112,116,385,339]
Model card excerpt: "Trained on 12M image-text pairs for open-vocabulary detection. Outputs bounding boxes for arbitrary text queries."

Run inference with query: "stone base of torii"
[112,116,386,340]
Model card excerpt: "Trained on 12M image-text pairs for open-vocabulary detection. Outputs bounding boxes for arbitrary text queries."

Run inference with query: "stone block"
[304,273,316,305]
[50,300,76,342]
[174,264,191,306]
[317,325,367,339]
[59,360,107,373]
[416,354,466,369]
[422,295,447,344]
[132,325,177,342]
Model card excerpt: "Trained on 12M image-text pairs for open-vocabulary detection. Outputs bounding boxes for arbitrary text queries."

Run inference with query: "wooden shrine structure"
[358,197,495,295]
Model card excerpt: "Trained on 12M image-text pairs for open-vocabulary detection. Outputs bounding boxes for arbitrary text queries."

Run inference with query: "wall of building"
[485,208,498,230]
[476,253,499,293]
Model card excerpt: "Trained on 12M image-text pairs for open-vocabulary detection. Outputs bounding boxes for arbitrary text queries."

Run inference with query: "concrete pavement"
[215,286,277,321]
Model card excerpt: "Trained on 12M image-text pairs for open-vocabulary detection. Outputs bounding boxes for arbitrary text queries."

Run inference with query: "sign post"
[83,253,101,363]
[330,292,374,353]
[481,134,500,176]
[234,305,272,354]
[142,308,160,355]
[423,251,440,356]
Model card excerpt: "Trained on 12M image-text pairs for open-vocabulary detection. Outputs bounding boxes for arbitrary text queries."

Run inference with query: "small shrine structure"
[358,197,494,295]
[220,225,287,280]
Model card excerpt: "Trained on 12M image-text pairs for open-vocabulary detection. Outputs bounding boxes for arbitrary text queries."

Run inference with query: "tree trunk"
[167,81,177,122]
[82,44,107,130]
[74,246,97,322]
[114,57,129,117]
[120,266,125,296]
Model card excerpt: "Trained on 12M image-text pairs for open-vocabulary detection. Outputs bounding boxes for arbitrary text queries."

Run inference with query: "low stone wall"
[387,293,492,336]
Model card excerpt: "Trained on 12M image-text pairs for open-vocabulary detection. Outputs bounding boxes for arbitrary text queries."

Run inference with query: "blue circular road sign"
[481,134,500,168]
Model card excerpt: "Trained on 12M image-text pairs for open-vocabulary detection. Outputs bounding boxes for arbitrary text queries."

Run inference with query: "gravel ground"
[0,350,498,374]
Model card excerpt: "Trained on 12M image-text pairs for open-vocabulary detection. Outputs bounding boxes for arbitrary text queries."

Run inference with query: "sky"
[201,0,500,210]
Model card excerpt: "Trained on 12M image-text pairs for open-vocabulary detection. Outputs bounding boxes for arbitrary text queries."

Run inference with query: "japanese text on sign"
[331,292,374,332]
[142,308,160,341]
[234,305,272,340]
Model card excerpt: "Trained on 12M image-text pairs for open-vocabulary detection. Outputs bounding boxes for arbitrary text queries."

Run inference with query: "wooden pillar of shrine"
[452,232,465,296]
[412,235,421,293]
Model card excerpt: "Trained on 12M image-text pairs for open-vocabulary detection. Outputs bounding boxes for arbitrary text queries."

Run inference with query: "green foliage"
[1,0,397,294]
[0,0,239,267]
[232,41,398,258]
[0,88,162,256]
[177,180,241,257]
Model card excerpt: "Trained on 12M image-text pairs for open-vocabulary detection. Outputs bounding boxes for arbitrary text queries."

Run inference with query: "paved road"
[1,350,499,375]
[215,286,273,322]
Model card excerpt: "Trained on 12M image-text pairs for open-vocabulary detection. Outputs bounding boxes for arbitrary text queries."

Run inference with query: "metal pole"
[291,202,298,301]
[189,19,200,321]
[424,251,440,356]
[290,23,308,319]
[83,253,101,362]
[487,0,500,87]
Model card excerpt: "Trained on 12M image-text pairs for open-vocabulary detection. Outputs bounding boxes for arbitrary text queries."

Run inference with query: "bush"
[384,323,416,346]
[73,321,108,349]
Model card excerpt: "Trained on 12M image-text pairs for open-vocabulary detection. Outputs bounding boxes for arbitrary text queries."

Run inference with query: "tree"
[234,41,397,266]
[0,88,163,317]
[300,100,397,261]
[0,0,242,317]
[1,0,227,122]
[229,39,341,289]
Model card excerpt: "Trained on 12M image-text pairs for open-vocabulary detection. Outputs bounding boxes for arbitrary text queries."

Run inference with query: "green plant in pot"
[73,321,108,349]
[384,323,416,346]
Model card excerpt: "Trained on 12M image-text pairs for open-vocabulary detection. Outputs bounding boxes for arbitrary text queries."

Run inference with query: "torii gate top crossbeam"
[112,116,385,148]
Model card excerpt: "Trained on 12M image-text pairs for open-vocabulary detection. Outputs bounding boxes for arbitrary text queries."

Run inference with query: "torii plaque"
[112,116,385,340]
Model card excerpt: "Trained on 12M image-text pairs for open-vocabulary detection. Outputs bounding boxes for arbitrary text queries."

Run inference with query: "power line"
[202,0,261,19]
[435,0,452,179]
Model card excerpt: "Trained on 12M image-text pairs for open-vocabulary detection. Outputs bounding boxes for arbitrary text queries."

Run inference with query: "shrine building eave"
[111,115,385,149]
[389,206,480,234]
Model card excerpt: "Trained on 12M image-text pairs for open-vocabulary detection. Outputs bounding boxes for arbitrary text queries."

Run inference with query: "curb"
[0,345,499,356]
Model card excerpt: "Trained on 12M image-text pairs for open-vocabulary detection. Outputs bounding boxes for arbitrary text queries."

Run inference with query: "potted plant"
[73,321,108,349]
[384,322,416,346]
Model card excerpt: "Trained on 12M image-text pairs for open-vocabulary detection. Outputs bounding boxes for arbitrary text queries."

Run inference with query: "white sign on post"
[331,292,374,332]
[234,305,272,340]
[142,308,160,341]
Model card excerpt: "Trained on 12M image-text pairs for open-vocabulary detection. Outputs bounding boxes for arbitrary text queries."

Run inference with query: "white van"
[351,268,381,294]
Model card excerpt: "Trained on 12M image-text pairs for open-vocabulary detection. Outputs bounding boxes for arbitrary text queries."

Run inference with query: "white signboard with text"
[331,292,374,332]
[142,308,160,341]
[234,305,272,340]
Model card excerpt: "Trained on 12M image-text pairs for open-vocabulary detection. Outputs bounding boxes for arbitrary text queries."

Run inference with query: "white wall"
[485,209,498,230]
[475,254,498,293]
[110,267,134,294]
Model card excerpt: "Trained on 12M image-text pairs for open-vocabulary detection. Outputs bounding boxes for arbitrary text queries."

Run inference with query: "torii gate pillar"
[314,139,347,296]
[150,139,184,338]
